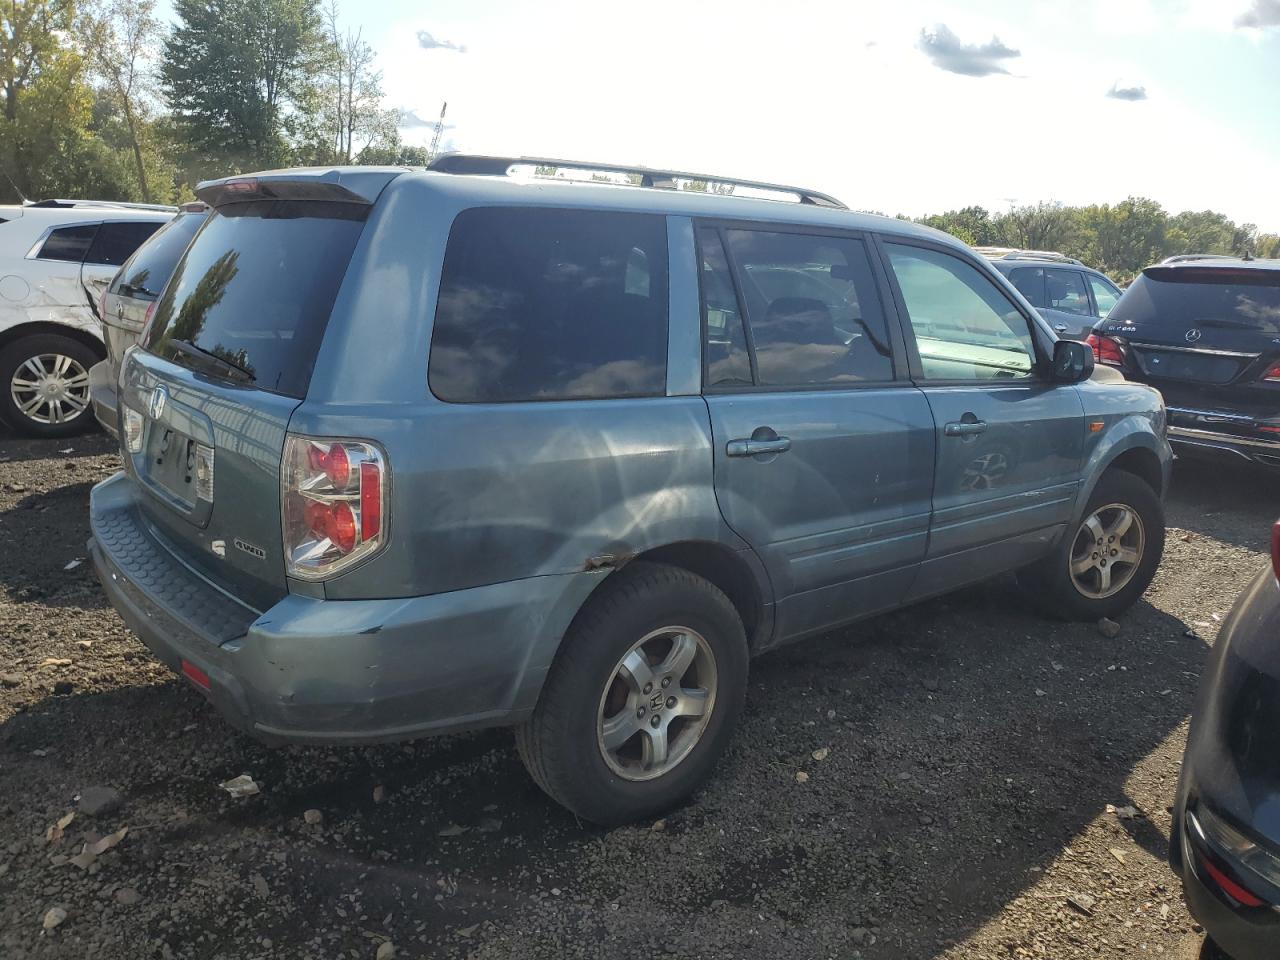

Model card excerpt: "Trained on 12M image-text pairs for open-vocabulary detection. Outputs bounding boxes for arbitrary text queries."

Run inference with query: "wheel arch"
[0,321,107,360]
[1105,446,1165,499]
[620,540,773,651]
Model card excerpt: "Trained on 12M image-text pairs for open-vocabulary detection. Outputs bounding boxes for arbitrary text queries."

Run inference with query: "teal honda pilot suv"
[88,156,1172,825]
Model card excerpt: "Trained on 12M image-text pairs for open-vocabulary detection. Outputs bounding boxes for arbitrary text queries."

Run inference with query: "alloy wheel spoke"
[19,395,45,415]
[63,373,89,389]
[1097,562,1113,593]
[1071,554,1096,576]
[21,357,48,379]
[49,400,64,423]
[11,376,40,390]
[1106,508,1133,540]
[674,687,709,719]
[53,354,73,376]
[640,724,669,770]
[601,711,641,751]
[618,650,655,695]
[1114,546,1141,566]
[62,394,87,413]
[1084,515,1106,545]
[657,632,697,680]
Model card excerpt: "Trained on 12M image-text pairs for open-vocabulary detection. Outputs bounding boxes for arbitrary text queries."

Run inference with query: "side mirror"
[1052,339,1094,383]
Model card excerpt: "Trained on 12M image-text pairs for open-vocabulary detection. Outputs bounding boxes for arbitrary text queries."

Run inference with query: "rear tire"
[0,333,100,438]
[516,562,748,826]
[1019,469,1164,621]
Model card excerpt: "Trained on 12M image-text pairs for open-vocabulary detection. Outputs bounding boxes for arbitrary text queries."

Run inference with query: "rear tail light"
[1264,361,1280,383]
[123,406,143,453]
[139,300,158,343]
[282,436,388,580]
[97,287,109,322]
[1087,333,1125,366]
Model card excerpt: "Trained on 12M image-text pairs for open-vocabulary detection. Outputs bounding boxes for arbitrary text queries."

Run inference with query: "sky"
[221,1,1280,229]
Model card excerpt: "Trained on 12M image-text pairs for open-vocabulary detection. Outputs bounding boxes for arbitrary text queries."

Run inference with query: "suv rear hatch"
[1097,263,1280,425]
[120,172,396,611]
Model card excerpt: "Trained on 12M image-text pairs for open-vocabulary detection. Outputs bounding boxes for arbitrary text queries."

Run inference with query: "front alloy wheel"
[1069,502,1145,599]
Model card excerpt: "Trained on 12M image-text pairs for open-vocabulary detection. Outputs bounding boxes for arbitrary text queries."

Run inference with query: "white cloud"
[917,24,1021,76]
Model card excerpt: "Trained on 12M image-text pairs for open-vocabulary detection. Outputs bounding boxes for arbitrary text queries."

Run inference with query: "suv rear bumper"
[1166,406,1280,469]
[89,472,603,744]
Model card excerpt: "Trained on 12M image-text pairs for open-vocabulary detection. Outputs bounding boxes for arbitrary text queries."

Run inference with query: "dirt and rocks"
[0,428,1275,960]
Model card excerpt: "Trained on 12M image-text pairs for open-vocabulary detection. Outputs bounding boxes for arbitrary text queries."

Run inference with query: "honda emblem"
[148,385,168,420]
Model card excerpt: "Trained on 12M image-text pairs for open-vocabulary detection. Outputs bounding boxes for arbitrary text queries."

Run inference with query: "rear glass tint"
[1111,268,1280,336]
[112,213,208,298]
[144,200,366,398]
[37,224,97,262]
[429,207,669,402]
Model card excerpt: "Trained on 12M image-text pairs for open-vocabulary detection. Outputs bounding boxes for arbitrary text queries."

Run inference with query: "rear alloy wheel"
[1019,469,1165,621]
[0,334,99,438]
[516,562,748,826]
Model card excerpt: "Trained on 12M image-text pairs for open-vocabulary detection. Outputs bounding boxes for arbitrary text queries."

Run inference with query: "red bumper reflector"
[1201,854,1265,907]
[181,659,211,691]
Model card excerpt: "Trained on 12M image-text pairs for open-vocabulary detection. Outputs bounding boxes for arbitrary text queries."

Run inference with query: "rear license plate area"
[146,426,199,507]
[1135,350,1240,384]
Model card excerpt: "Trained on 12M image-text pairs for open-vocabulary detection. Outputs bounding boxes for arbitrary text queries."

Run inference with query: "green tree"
[919,206,1000,246]
[1075,197,1167,279]
[161,0,324,174]
[76,0,165,201]
[995,202,1077,252]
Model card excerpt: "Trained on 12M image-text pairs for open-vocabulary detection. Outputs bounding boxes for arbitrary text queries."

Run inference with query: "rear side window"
[85,220,164,267]
[1110,268,1280,335]
[144,200,366,398]
[722,229,894,386]
[1045,268,1091,316]
[430,207,669,403]
[36,224,98,262]
[112,212,208,299]
[1008,267,1046,307]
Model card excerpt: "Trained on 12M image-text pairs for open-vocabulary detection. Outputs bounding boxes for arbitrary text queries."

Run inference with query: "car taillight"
[1087,333,1125,366]
[282,436,388,580]
[98,287,109,322]
[1264,361,1280,383]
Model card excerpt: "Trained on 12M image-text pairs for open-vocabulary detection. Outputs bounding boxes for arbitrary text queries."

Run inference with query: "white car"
[0,200,173,437]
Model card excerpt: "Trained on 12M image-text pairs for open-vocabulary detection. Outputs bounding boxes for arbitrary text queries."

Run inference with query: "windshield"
[143,200,366,397]
[1111,268,1280,336]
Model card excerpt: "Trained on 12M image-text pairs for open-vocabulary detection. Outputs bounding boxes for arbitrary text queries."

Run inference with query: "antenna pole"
[1,167,29,204]
[428,102,447,162]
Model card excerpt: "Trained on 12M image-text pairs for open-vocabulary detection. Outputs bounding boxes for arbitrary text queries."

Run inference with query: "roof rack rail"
[973,247,1083,266]
[28,198,178,212]
[426,154,848,209]
[1160,253,1237,265]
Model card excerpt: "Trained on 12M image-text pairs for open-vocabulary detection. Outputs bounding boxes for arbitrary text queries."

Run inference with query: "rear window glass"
[144,200,366,398]
[1111,269,1280,336]
[429,207,669,403]
[112,212,208,299]
[37,224,97,262]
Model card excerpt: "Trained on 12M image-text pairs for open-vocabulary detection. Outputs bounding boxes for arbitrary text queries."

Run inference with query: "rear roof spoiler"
[196,168,407,208]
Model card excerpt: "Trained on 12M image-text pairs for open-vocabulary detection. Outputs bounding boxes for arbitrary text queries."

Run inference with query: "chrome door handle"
[1054,323,1068,333]
[944,420,988,437]
[726,436,792,457]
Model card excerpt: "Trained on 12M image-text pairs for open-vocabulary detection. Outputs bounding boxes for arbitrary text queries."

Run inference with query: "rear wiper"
[168,339,255,383]
[118,282,160,299]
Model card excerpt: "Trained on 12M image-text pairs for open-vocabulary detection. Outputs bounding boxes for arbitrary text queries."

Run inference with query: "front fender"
[1072,413,1172,526]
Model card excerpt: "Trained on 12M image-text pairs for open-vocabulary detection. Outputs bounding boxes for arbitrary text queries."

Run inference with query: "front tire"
[516,562,748,826]
[0,334,99,438]
[1019,469,1165,620]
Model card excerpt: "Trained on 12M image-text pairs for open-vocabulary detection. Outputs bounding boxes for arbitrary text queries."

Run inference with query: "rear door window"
[429,207,669,402]
[85,220,164,267]
[697,227,753,387]
[1087,275,1121,318]
[36,224,98,262]
[1008,267,1046,307]
[1045,268,1091,316]
[112,212,208,299]
[144,200,367,398]
[720,229,894,386]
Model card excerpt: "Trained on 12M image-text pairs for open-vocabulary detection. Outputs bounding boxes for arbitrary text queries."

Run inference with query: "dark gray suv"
[88,157,1172,824]
[981,249,1124,340]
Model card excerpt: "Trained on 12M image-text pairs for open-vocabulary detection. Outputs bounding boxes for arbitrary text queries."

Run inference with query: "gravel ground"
[0,428,1275,960]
